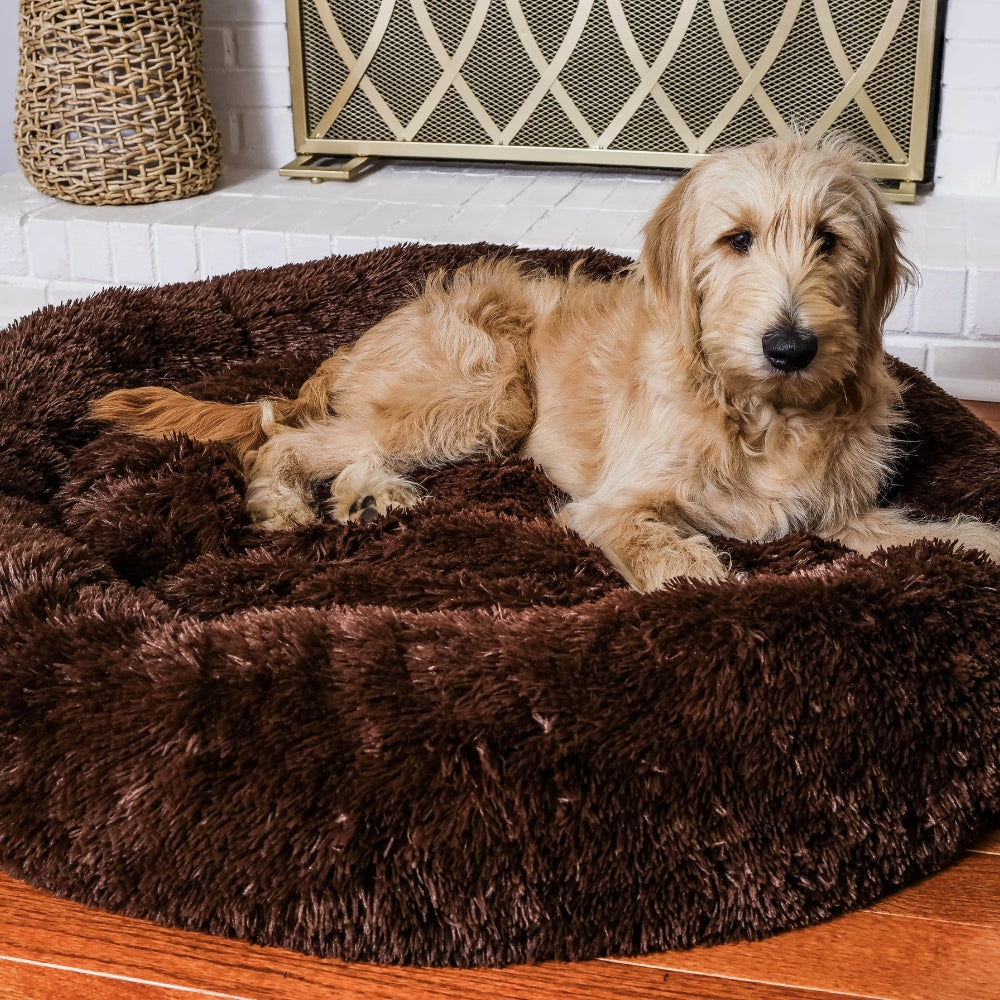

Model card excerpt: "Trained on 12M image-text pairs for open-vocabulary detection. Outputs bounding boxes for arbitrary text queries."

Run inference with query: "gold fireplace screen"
[282,0,940,200]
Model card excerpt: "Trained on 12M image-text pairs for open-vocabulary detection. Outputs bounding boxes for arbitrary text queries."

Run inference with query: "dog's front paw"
[558,499,729,591]
[244,434,318,531]
[618,531,729,591]
[329,464,421,524]
[246,478,317,530]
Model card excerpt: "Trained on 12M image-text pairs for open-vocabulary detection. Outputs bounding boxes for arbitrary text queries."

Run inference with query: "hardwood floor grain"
[970,826,1000,855]
[629,894,1000,1000]
[2,397,998,999]
[870,851,1000,926]
[962,399,1000,435]
[1,959,197,1000]
[0,872,694,1000]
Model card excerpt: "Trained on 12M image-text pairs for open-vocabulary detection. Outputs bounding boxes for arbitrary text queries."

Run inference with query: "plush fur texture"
[91,138,1000,591]
[1,238,1000,967]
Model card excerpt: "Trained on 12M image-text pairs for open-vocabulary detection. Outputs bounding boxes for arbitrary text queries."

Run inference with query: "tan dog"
[92,136,1000,591]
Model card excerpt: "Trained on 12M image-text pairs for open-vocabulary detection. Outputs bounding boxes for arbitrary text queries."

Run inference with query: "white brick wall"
[0,8,17,174]
[935,0,1000,196]
[202,0,293,168]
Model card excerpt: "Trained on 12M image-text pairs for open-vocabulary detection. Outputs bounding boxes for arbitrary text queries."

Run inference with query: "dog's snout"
[761,326,818,373]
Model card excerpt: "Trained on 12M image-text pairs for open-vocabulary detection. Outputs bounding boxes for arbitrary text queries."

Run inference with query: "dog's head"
[639,135,914,408]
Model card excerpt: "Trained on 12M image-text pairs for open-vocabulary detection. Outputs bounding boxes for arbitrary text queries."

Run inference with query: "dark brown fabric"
[1,243,999,967]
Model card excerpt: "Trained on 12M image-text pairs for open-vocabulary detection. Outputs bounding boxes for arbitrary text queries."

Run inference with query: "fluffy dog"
[91,136,1000,591]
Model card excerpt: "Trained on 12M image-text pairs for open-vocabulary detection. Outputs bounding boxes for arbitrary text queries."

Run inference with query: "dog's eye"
[728,231,753,254]
[817,231,837,254]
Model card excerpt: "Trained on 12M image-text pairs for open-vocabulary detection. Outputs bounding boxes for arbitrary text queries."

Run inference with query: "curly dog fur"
[91,136,1000,590]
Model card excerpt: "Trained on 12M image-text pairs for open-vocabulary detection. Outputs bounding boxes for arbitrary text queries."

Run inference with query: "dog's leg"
[244,418,410,530]
[245,360,526,529]
[826,507,1000,562]
[558,496,728,590]
[243,427,322,530]
[241,264,539,530]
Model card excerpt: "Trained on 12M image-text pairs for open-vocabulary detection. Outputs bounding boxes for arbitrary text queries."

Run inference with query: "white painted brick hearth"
[1,0,1000,399]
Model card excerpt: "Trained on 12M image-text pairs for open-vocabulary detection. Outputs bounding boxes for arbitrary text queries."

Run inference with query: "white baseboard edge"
[926,376,1000,403]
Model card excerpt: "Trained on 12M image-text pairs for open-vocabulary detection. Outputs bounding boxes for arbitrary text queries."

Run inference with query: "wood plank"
[961,399,1000,434]
[624,907,1000,1000]
[0,956,879,1000]
[969,826,1000,856]
[869,851,1000,927]
[961,399,1000,420]
[0,873,877,1000]
[0,956,219,1000]
[628,973,874,1000]
[0,873,685,1000]
[0,954,874,1000]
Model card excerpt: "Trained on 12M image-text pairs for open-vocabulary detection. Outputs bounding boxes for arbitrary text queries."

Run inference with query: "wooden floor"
[963,399,1000,436]
[2,831,998,1000]
[4,400,1000,1000]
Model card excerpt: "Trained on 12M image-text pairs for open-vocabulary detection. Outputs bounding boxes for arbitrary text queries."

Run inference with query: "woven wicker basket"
[15,0,222,205]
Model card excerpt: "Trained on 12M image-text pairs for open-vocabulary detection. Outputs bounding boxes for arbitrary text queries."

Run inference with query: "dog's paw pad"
[345,493,391,524]
[348,495,377,516]
[359,496,380,523]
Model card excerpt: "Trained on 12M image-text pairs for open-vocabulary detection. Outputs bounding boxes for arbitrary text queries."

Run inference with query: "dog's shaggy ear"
[637,168,703,367]
[866,192,915,328]
[849,167,917,345]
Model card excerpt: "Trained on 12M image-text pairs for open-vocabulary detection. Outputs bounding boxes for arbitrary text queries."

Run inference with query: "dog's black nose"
[761,326,818,373]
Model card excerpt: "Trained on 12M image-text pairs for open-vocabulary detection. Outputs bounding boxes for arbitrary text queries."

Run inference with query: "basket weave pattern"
[15,0,222,205]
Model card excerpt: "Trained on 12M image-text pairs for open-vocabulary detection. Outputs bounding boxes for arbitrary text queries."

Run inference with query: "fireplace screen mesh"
[286,0,939,191]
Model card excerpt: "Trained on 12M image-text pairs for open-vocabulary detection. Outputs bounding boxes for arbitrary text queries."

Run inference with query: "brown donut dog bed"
[1,243,999,967]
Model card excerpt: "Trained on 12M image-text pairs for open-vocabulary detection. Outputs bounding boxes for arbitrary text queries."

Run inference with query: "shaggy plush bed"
[1,242,999,968]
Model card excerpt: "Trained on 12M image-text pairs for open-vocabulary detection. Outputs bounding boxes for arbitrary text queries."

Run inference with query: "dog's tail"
[89,352,346,462]
[88,387,274,461]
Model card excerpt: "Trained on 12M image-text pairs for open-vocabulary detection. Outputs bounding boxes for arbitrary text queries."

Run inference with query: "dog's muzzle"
[761,325,818,373]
